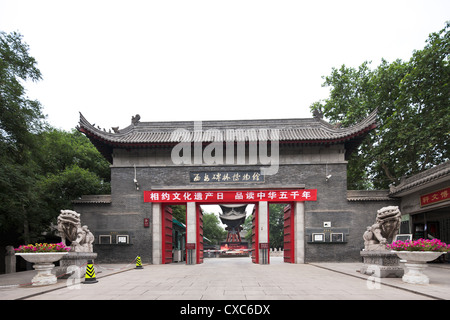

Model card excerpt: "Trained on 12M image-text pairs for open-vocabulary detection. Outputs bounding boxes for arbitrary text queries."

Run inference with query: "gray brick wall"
[75,147,399,263]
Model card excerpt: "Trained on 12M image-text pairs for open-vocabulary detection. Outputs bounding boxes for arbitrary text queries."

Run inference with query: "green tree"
[170,205,186,225]
[202,212,227,245]
[31,129,111,240]
[242,204,286,248]
[1,128,112,243]
[269,204,285,248]
[310,22,450,189]
[0,31,44,154]
[243,214,253,242]
[0,31,112,243]
[37,129,110,182]
[0,31,46,243]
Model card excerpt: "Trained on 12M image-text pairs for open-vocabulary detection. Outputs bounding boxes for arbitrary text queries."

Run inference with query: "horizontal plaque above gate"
[190,171,264,183]
[144,189,317,203]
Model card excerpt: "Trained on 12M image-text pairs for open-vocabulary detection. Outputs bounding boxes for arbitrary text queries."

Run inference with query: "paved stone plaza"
[1,257,449,300]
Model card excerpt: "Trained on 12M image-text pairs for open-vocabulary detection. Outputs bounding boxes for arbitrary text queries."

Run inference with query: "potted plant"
[15,243,70,286]
[388,238,450,284]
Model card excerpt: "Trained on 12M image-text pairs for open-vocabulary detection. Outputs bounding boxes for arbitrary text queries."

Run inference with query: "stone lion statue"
[363,206,401,251]
[57,209,94,253]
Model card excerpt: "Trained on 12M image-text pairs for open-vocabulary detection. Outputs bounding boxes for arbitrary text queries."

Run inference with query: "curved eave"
[78,109,377,162]
[79,122,376,147]
[219,214,247,221]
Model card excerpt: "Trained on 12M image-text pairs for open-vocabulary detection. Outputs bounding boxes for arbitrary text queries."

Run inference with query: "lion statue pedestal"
[55,210,98,278]
[360,206,404,278]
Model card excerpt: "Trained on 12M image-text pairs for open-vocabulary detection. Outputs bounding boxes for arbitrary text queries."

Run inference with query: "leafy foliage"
[269,204,285,249]
[0,31,110,243]
[243,204,287,248]
[202,212,227,245]
[170,205,186,225]
[0,31,43,156]
[310,22,449,189]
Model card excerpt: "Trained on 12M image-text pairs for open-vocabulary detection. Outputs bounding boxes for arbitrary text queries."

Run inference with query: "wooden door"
[162,205,173,264]
[283,204,295,263]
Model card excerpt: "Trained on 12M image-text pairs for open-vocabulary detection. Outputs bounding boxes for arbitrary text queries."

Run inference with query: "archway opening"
[201,204,254,264]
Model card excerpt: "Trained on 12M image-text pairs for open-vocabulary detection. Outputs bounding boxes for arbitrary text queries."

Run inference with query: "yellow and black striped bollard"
[84,260,98,284]
[135,255,143,269]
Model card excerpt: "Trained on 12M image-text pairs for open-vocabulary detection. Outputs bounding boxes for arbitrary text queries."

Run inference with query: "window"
[99,235,112,244]
[117,235,129,244]
[312,233,325,242]
[395,234,412,242]
[330,233,344,242]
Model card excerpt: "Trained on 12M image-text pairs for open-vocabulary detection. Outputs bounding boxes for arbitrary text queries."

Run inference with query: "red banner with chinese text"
[144,189,317,203]
[420,187,450,207]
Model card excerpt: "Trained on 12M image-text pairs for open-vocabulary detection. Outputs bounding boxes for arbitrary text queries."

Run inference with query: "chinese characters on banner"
[144,189,317,203]
[420,187,450,207]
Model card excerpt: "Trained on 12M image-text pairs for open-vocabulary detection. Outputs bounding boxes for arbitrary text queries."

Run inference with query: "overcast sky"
[1,0,449,132]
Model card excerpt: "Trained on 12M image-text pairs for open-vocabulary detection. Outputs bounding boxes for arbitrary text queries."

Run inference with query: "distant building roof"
[173,218,186,229]
[78,109,377,162]
[347,190,396,202]
[389,161,450,197]
[72,195,112,204]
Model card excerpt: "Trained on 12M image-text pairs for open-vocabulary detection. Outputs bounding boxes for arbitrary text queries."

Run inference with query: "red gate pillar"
[251,206,258,264]
[196,204,204,264]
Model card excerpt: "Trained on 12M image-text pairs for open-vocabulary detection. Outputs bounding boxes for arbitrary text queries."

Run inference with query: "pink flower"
[389,238,450,252]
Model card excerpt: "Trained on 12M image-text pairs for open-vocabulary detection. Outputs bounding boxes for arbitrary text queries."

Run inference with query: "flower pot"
[393,251,445,284]
[16,252,68,286]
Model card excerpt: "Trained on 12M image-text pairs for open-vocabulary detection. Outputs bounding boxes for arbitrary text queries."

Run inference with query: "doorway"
[147,190,310,265]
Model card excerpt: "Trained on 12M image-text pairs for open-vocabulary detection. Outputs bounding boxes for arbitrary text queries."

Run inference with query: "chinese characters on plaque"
[144,189,317,203]
[190,171,264,183]
[420,187,450,207]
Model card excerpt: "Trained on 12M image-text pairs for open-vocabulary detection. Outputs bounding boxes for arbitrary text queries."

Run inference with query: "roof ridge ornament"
[312,109,323,119]
[131,114,141,125]
[111,126,120,133]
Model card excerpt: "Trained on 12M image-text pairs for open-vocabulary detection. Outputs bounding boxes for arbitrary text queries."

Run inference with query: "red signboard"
[259,243,269,249]
[186,243,196,250]
[143,218,150,228]
[144,189,317,203]
[420,187,450,207]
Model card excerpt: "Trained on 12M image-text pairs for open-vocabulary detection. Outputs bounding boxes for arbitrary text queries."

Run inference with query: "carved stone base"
[55,252,98,278]
[403,262,430,284]
[360,250,404,278]
[394,251,445,284]
[32,263,58,286]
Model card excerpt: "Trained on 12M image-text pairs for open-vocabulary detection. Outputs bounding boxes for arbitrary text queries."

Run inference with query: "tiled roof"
[72,195,112,204]
[347,190,397,201]
[78,110,377,144]
[77,110,377,162]
[389,161,450,196]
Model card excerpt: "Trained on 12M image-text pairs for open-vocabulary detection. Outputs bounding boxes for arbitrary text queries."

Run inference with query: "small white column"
[294,201,305,264]
[152,203,162,264]
[186,202,197,264]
